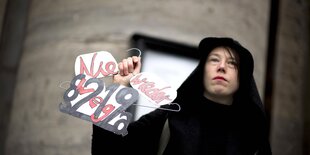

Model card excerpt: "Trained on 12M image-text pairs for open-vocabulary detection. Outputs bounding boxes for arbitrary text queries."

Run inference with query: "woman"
[92,37,272,155]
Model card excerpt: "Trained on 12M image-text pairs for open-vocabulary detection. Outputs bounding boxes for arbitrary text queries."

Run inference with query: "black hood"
[168,37,271,154]
[175,37,265,113]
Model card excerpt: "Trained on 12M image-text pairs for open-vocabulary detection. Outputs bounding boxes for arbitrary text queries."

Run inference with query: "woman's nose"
[217,61,226,72]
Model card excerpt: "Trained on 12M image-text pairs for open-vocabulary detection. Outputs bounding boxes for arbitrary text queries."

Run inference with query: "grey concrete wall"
[270,0,309,155]
[4,0,270,155]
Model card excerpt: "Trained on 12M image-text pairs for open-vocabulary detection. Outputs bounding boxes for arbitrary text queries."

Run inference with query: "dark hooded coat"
[92,37,272,155]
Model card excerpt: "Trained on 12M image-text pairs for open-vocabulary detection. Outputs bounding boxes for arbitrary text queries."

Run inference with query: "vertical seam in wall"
[263,0,280,136]
[0,0,30,154]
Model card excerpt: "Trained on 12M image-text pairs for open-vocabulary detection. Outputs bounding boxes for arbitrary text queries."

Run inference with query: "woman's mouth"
[213,76,227,81]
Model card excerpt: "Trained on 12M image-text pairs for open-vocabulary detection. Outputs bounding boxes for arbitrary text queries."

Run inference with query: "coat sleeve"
[91,107,168,155]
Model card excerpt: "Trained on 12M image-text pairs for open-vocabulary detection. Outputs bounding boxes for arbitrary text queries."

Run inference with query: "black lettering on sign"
[59,74,139,136]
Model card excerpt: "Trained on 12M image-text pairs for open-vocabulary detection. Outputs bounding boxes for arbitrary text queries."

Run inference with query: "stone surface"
[270,0,309,155]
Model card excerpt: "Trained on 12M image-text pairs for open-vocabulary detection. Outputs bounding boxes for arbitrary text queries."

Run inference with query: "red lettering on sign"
[79,53,117,78]
[76,78,95,94]
[130,75,172,104]
[91,104,115,123]
[89,96,103,108]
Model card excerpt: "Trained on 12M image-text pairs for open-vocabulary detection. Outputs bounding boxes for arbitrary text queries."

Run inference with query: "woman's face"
[203,47,239,102]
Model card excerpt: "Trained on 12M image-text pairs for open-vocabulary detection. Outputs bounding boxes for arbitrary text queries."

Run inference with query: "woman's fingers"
[127,57,134,73]
[114,56,141,86]
[122,59,128,75]
[118,62,124,76]
[118,56,140,76]
[132,56,141,74]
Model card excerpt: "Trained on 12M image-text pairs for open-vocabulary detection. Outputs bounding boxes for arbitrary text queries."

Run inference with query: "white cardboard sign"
[60,50,178,136]
[74,51,118,79]
[130,72,177,106]
[59,74,139,136]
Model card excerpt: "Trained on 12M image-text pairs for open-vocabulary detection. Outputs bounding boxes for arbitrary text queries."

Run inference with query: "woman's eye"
[228,61,236,65]
[210,58,219,62]
[227,61,237,67]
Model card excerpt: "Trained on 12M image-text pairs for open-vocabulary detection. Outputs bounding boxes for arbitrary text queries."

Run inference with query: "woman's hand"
[113,56,141,86]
